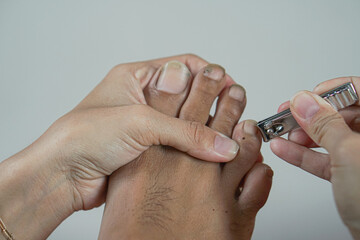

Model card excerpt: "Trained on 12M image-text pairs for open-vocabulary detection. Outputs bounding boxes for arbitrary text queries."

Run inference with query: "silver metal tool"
[257,82,359,142]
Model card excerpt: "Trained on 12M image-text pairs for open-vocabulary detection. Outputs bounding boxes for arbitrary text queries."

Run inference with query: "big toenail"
[244,120,258,135]
[214,134,239,159]
[229,85,245,101]
[156,61,191,94]
[203,64,225,81]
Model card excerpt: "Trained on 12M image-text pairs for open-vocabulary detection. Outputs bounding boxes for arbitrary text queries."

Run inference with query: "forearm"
[0,145,75,240]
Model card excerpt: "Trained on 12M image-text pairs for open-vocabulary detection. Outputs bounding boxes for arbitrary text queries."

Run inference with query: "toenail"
[156,61,191,94]
[214,134,239,159]
[203,64,225,81]
[265,166,274,178]
[229,85,245,101]
[244,120,258,135]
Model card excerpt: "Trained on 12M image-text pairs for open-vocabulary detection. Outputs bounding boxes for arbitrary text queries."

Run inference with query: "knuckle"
[110,63,126,73]
[333,134,356,160]
[184,53,201,60]
[312,113,343,145]
[187,121,205,145]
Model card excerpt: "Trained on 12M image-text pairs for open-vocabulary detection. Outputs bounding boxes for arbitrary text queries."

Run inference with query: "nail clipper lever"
[257,82,359,142]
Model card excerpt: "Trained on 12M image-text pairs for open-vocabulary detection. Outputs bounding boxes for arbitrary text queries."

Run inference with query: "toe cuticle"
[203,64,225,81]
[229,85,245,101]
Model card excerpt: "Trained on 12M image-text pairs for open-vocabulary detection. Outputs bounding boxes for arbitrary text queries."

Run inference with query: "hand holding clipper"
[270,77,360,240]
[257,82,358,142]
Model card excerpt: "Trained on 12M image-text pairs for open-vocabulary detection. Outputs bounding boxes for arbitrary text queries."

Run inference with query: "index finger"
[313,76,360,105]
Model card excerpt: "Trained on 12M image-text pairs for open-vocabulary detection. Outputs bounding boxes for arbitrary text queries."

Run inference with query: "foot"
[99,61,273,239]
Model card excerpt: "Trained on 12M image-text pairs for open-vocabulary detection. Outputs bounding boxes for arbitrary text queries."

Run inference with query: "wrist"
[0,143,76,240]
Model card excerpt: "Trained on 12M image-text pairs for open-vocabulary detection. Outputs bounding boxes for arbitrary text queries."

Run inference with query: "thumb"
[133,105,239,162]
[290,91,353,154]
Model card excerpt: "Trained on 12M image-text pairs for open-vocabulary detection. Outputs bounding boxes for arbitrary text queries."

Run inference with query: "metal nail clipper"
[257,82,359,142]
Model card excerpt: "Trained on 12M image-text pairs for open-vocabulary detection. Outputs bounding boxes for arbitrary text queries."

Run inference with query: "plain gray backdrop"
[1,0,359,239]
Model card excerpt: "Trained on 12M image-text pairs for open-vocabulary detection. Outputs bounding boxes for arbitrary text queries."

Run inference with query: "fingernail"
[244,120,258,135]
[288,128,305,142]
[291,92,320,119]
[214,134,239,159]
[156,61,191,94]
[203,64,225,81]
[229,85,245,102]
[265,166,274,178]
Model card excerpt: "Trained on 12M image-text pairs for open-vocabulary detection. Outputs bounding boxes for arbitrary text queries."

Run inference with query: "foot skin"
[99,62,273,239]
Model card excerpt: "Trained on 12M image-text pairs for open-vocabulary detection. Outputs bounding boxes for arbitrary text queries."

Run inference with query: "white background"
[1,1,359,239]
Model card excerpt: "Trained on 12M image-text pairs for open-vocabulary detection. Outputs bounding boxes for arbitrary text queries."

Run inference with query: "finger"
[289,107,360,144]
[131,105,239,162]
[278,107,360,148]
[278,84,360,145]
[270,138,331,180]
[313,77,360,106]
[287,128,318,147]
[340,107,360,132]
[277,101,290,113]
[290,91,355,155]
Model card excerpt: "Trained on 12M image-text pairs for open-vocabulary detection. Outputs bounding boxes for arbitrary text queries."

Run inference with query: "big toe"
[144,61,192,116]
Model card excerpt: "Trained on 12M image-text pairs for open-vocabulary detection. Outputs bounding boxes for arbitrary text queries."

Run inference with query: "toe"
[179,64,227,123]
[238,163,273,216]
[208,84,246,137]
[221,120,263,194]
[144,61,192,116]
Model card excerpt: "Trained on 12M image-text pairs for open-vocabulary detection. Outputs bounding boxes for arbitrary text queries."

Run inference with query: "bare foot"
[99,61,273,239]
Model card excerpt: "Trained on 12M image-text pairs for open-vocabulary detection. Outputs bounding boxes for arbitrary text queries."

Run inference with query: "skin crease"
[0,54,240,240]
[270,77,360,239]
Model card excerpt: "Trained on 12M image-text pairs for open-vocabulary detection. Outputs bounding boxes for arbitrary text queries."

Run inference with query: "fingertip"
[270,137,292,159]
[278,101,290,113]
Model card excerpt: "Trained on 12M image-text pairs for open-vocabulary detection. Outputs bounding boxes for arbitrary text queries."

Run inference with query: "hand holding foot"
[271,77,360,239]
[99,63,273,239]
[0,55,238,240]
